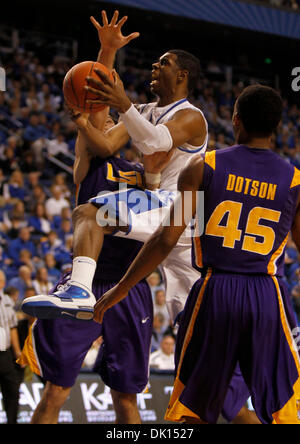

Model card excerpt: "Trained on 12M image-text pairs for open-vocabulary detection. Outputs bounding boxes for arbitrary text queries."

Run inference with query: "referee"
[0,270,23,424]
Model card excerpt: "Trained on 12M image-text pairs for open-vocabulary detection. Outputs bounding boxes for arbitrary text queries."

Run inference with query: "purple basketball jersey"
[77,156,144,280]
[192,145,300,276]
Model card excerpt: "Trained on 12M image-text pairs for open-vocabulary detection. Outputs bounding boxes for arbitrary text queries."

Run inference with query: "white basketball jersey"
[139,98,208,190]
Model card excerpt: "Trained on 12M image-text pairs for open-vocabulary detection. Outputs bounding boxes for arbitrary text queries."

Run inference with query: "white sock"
[70,256,97,290]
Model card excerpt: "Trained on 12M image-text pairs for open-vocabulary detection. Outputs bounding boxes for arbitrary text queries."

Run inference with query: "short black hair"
[236,84,283,137]
[168,49,201,95]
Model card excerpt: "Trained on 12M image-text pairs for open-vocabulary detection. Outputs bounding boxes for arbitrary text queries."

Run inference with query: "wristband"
[145,171,161,185]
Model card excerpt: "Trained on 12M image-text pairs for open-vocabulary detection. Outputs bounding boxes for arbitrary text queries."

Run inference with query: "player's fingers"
[84,87,110,101]
[110,10,119,26]
[111,69,122,85]
[90,16,101,30]
[86,98,109,105]
[102,10,109,27]
[116,15,128,29]
[93,68,114,87]
[125,32,140,43]
[85,76,109,92]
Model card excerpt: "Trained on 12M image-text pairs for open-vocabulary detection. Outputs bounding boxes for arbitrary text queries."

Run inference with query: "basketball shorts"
[20,276,153,393]
[89,188,201,321]
[165,270,300,424]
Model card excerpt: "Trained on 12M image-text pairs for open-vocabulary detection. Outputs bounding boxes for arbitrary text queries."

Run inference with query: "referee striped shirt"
[0,291,18,351]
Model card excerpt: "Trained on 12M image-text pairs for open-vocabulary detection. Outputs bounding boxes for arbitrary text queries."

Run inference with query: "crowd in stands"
[258,0,300,11]
[0,40,300,383]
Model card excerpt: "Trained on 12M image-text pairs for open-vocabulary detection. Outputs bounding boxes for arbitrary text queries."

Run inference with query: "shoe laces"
[57,282,71,292]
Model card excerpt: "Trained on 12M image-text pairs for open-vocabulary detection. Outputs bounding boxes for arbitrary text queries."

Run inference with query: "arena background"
[0,0,300,424]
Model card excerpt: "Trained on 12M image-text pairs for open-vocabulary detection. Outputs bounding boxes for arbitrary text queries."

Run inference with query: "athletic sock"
[70,256,97,290]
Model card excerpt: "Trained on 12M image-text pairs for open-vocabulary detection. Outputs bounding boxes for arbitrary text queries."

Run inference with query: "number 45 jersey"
[192,145,300,276]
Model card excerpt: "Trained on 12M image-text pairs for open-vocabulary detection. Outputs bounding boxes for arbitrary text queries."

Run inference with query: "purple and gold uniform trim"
[267,233,289,276]
[165,269,212,423]
[290,166,300,189]
[271,277,300,424]
[17,321,42,377]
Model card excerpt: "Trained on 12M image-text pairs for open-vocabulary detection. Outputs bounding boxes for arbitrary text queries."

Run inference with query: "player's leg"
[110,390,141,424]
[19,280,103,423]
[230,406,261,424]
[93,278,153,424]
[239,276,300,424]
[30,382,71,424]
[221,364,261,424]
[21,203,113,319]
[166,272,243,424]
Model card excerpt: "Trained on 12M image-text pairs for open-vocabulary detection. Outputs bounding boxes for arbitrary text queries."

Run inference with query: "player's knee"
[110,390,137,409]
[42,383,71,409]
[72,203,96,224]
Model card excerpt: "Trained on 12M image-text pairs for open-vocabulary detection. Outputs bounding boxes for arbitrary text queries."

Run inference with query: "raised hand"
[90,10,140,51]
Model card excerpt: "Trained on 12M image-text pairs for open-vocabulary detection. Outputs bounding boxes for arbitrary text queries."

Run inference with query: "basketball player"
[92,84,300,424]
[22,48,207,322]
[18,12,156,425]
[22,10,258,424]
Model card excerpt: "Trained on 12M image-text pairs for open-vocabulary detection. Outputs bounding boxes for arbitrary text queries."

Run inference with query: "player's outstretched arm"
[85,70,207,154]
[91,10,140,69]
[93,154,205,324]
[87,10,140,138]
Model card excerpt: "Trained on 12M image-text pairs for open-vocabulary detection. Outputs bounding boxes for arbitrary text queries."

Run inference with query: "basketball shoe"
[21,281,96,321]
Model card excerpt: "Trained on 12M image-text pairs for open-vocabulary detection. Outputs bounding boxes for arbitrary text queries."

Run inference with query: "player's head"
[151,49,200,97]
[233,84,283,144]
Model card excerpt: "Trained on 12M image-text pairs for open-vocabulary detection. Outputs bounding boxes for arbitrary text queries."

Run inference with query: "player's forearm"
[10,328,22,359]
[78,120,117,158]
[97,47,117,70]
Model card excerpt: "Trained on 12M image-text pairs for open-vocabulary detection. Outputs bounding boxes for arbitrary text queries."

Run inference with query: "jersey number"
[205,200,281,255]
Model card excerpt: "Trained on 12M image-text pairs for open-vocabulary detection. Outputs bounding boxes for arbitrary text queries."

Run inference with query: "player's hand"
[64,102,89,129]
[143,147,176,174]
[90,10,140,51]
[85,69,131,113]
[93,284,128,324]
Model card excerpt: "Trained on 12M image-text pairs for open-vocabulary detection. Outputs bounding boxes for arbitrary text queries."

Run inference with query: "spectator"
[7,227,37,263]
[2,170,27,204]
[153,289,170,332]
[2,199,28,239]
[146,270,164,299]
[4,286,20,308]
[151,313,166,353]
[0,269,23,424]
[52,173,71,199]
[46,133,69,157]
[57,218,72,242]
[28,203,52,236]
[52,206,72,231]
[23,112,49,143]
[44,253,61,285]
[7,265,33,302]
[40,230,63,257]
[32,267,52,295]
[149,334,175,371]
[45,185,70,218]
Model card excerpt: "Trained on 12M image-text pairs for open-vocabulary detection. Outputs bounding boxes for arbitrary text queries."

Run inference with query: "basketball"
[63,61,113,113]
